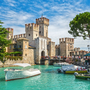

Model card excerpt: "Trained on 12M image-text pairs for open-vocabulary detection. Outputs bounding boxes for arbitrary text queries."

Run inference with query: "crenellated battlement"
[6,28,13,32]
[14,34,26,38]
[59,38,74,43]
[55,45,60,48]
[49,41,55,46]
[25,23,39,32]
[36,17,49,26]
[13,34,26,42]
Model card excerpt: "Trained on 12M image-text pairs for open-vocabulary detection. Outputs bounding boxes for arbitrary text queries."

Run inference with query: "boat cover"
[13,63,31,67]
[61,65,85,71]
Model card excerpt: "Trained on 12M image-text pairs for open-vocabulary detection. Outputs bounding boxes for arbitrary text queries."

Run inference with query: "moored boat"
[64,70,87,74]
[57,65,87,74]
[74,72,90,80]
[4,63,41,81]
[53,62,70,67]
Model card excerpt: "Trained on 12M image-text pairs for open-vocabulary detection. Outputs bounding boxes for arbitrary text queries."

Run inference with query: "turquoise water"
[0,65,90,90]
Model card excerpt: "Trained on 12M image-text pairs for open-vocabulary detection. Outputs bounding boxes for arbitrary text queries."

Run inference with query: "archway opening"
[41,51,45,59]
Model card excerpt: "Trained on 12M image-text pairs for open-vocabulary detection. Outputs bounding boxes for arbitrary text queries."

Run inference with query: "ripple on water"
[0,65,90,90]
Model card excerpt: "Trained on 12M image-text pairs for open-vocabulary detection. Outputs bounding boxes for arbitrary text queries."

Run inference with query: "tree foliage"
[68,12,90,40]
[10,51,22,55]
[0,20,11,64]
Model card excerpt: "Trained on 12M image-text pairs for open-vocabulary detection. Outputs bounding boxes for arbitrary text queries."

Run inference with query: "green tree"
[68,12,90,40]
[0,20,11,65]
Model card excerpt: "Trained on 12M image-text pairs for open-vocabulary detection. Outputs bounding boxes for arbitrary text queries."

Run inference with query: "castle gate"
[41,51,45,59]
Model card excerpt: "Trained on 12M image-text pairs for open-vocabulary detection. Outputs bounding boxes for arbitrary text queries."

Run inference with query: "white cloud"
[1,0,90,51]
[47,0,90,51]
[2,10,34,25]
[4,0,16,3]
[9,3,15,6]
[1,10,34,36]
[12,26,25,35]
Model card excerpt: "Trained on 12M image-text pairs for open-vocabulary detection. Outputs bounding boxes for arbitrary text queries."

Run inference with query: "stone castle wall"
[0,50,35,67]
[48,41,55,57]
[59,38,74,57]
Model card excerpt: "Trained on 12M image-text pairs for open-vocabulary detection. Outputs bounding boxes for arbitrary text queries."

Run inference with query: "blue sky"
[0,0,90,51]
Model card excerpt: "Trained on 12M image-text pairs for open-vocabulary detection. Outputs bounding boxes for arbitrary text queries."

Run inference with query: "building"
[59,38,74,57]
[70,47,88,58]
[55,38,88,58]
[6,17,55,64]
[3,17,88,66]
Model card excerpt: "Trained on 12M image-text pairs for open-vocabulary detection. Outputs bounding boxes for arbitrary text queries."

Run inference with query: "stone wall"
[48,41,55,57]
[59,38,74,57]
[0,49,35,67]
[55,45,60,56]
[35,37,47,64]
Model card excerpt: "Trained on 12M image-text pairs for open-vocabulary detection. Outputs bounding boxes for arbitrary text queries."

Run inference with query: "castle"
[5,17,55,65]
[4,16,88,66]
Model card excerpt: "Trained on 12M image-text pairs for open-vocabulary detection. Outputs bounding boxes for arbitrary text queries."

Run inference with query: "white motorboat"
[53,62,70,67]
[4,63,41,81]
[57,65,87,74]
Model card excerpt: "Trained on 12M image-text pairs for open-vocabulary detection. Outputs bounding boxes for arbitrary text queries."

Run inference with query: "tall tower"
[59,38,74,57]
[25,23,39,44]
[36,17,49,37]
[6,28,13,52]
[6,28,13,41]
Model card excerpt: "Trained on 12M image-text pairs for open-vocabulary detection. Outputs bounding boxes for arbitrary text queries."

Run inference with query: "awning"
[84,53,90,56]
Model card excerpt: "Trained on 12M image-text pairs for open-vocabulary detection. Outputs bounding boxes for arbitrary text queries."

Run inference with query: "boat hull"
[75,75,90,79]
[65,70,87,74]
[4,69,41,81]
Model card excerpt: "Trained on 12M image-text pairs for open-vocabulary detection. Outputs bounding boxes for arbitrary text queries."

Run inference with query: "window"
[14,45,17,48]
[75,52,77,55]
[10,45,11,49]
[70,46,72,48]
[25,54,27,56]
[29,34,30,36]
[39,31,41,34]
[25,45,27,49]
[19,45,21,48]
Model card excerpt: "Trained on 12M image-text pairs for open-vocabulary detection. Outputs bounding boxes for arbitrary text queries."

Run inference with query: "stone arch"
[41,51,45,59]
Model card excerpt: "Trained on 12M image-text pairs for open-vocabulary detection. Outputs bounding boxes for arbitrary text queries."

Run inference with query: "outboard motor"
[57,69,61,73]
[87,69,90,72]
[74,72,78,76]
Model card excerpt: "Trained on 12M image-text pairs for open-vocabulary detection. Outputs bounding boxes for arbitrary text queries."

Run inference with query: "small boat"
[57,65,87,74]
[4,63,41,81]
[74,72,90,80]
[65,70,87,74]
[53,62,70,67]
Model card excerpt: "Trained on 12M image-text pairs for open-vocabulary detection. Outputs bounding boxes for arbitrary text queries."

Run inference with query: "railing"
[5,56,23,60]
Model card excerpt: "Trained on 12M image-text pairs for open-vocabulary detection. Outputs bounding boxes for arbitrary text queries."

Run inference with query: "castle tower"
[6,28,13,41]
[59,38,74,57]
[36,17,49,37]
[6,28,13,52]
[25,23,39,44]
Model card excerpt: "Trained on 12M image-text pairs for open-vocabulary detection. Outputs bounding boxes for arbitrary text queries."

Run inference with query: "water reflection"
[1,65,90,90]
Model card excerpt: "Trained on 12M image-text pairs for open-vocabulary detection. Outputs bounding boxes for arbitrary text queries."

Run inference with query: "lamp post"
[87,45,90,52]
[86,45,90,69]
